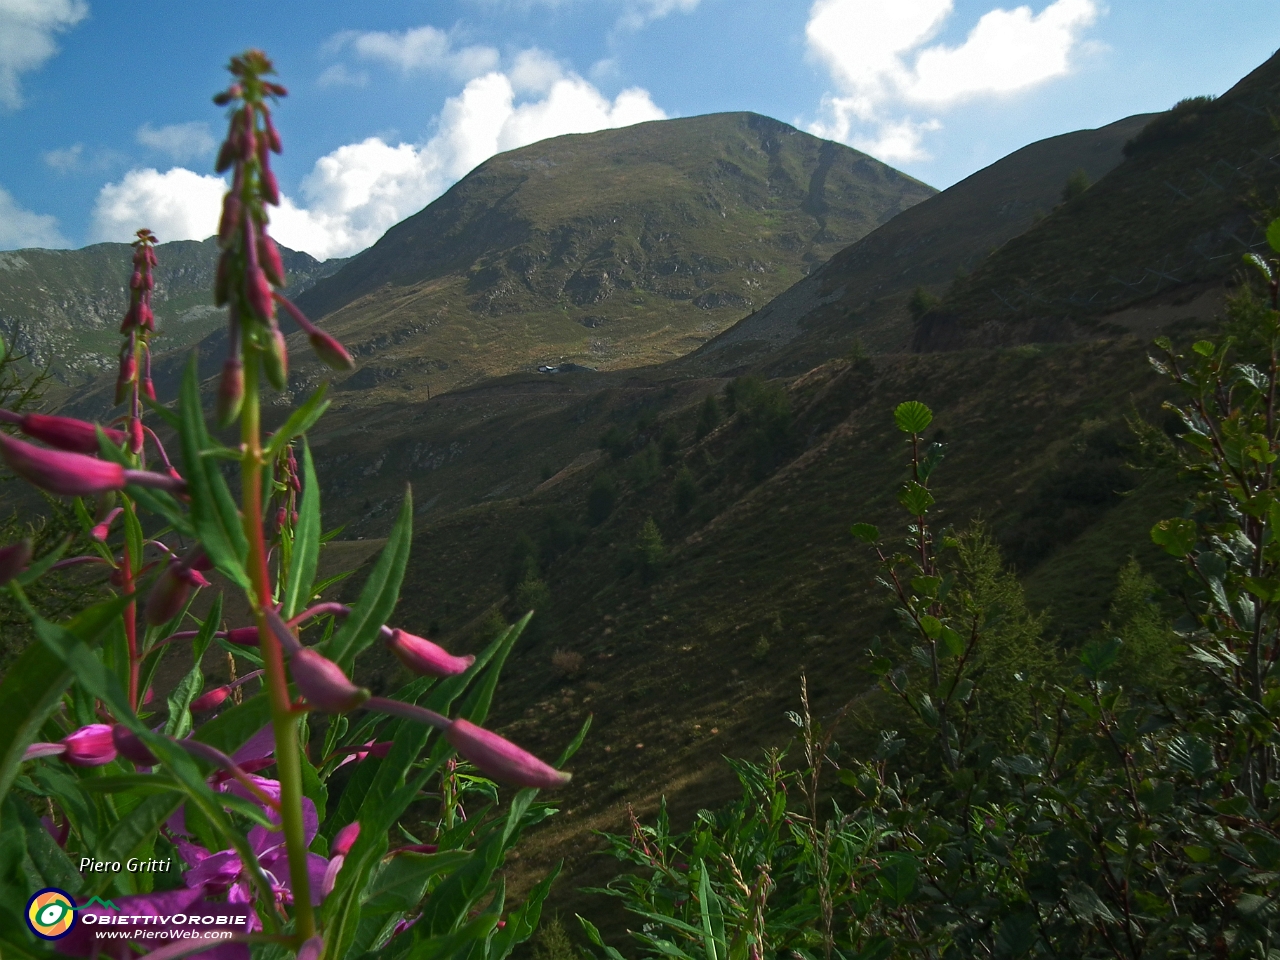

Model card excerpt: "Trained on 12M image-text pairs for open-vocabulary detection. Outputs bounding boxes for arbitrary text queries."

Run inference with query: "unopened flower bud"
[137,302,154,331]
[129,418,144,455]
[223,626,260,646]
[264,114,282,152]
[331,821,360,857]
[275,507,286,530]
[218,193,242,247]
[91,507,122,542]
[63,724,117,767]
[217,358,244,427]
[263,327,288,390]
[260,234,285,286]
[0,434,126,497]
[245,267,274,322]
[16,412,126,454]
[120,304,138,333]
[130,269,142,289]
[145,561,207,626]
[290,648,369,713]
[385,629,474,677]
[0,539,31,584]
[112,725,157,766]
[191,686,231,712]
[261,167,280,206]
[444,718,570,789]
[143,378,156,402]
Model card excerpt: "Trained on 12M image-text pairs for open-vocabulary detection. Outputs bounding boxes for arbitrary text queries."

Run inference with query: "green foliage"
[628,443,662,490]
[1060,167,1090,202]
[507,532,540,592]
[907,286,940,324]
[1123,95,1215,157]
[726,377,794,477]
[695,394,721,441]
[1100,558,1180,694]
[659,426,680,466]
[586,473,617,526]
[600,426,631,461]
[635,518,665,584]
[673,467,698,516]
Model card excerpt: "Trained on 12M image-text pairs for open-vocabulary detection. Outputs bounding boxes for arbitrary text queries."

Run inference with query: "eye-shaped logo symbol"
[26,888,77,940]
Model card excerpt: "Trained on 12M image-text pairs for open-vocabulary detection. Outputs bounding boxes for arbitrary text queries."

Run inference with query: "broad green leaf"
[326,485,413,670]
[898,480,934,516]
[1151,517,1197,557]
[284,440,321,619]
[1267,216,1280,254]
[894,400,933,434]
[849,522,879,543]
[1191,340,1215,357]
[875,853,917,907]
[578,915,631,960]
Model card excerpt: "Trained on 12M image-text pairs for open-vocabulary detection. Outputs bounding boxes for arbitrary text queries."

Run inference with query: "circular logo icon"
[26,888,77,940]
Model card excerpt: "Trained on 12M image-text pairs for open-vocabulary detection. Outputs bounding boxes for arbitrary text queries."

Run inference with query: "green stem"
[241,351,315,940]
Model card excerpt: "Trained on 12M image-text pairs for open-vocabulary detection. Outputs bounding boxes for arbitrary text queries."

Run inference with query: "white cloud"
[270,61,665,260]
[317,63,369,89]
[90,167,226,245]
[805,0,1099,162]
[616,0,700,30]
[325,25,499,82]
[90,56,665,261]
[136,121,216,162]
[0,184,67,249]
[0,0,87,110]
[42,142,83,173]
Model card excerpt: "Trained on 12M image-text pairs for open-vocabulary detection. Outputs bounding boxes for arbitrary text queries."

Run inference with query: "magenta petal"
[230,723,275,764]
[185,849,243,890]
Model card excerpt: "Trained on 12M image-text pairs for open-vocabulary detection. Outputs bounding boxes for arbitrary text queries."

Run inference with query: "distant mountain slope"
[0,238,345,381]
[677,112,1152,374]
[289,112,935,401]
[915,48,1280,351]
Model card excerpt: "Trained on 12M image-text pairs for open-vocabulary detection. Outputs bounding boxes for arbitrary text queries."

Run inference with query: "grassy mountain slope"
[914,48,1280,351]
[677,112,1152,375]
[0,238,344,381]
[287,112,935,403]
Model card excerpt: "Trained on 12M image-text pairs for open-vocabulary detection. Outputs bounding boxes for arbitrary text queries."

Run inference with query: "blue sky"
[0,0,1275,259]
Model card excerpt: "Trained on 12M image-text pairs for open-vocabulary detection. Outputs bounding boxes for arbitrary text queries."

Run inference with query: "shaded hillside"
[678,112,1152,374]
[915,48,1280,351]
[287,112,934,402]
[333,334,1189,933]
[0,238,345,382]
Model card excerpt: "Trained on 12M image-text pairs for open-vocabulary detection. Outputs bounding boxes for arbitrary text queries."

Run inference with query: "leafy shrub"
[1123,95,1215,157]
[551,649,584,679]
[908,286,940,323]
[673,466,698,516]
[586,473,617,525]
[695,394,721,440]
[635,517,665,584]
[1061,166,1090,202]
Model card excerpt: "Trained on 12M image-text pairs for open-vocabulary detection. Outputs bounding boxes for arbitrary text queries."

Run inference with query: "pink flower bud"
[143,378,156,402]
[290,648,369,713]
[260,234,285,286]
[191,686,230,712]
[144,560,207,626]
[245,267,274,321]
[217,357,244,427]
[275,507,286,530]
[264,114,282,152]
[129,418,143,455]
[143,272,154,291]
[297,936,323,960]
[120,303,138,333]
[224,626,260,646]
[137,301,154,331]
[218,193,241,247]
[91,508,122,542]
[385,629,474,677]
[112,724,157,766]
[17,412,126,454]
[41,815,69,848]
[0,434,126,497]
[215,139,236,171]
[331,821,360,857]
[0,539,31,584]
[443,719,571,789]
[62,724,117,767]
[309,330,355,371]
[130,269,143,289]
[261,167,280,206]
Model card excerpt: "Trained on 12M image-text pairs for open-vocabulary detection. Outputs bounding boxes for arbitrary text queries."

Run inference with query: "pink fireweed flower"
[444,718,571,789]
[291,648,369,713]
[62,724,117,767]
[322,821,360,896]
[297,936,324,960]
[0,539,31,584]
[384,628,474,677]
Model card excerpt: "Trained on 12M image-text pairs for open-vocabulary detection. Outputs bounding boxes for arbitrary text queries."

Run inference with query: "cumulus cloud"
[90,167,226,244]
[136,121,216,162]
[805,0,1099,162]
[325,25,499,82]
[0,0,87,110]
[42,142,83,173]
[90,55,665,261]
[0,184,67,249]
[615,0,700,30]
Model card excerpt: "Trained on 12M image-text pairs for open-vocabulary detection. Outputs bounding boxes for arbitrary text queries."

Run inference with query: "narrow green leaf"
[283,440,321,619]
[264,384,329,461]
[164,594,221,738]
[326,485,413,670]
[1267,217,1280,254]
